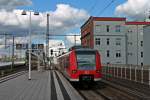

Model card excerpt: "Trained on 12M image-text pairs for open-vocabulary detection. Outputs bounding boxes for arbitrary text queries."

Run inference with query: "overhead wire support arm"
[48,34,81,36]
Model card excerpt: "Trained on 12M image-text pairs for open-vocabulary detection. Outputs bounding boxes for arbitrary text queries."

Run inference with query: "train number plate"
[81,75,93,81]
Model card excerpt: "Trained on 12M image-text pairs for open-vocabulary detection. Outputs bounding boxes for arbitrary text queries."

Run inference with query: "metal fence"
[102,64,150,86]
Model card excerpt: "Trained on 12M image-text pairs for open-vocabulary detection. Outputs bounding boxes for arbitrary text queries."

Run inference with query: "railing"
[102,64,150,86]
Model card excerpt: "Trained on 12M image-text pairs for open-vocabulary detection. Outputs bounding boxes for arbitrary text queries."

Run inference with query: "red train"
[57,46,102,82]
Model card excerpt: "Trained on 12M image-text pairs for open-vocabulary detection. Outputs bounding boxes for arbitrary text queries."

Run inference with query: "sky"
[0,0,150,55]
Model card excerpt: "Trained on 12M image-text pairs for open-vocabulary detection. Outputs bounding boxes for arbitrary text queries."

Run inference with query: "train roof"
[69,45,96,51]
[57,46,97,58]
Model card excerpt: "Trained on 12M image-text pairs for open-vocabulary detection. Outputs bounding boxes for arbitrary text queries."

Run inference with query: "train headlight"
[72,70,77,74]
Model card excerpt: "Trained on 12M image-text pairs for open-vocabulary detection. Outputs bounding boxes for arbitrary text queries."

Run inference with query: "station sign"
[32,44,38,49]
[16,44,44,50]
[38,44,44,50]
[16,44,22,49]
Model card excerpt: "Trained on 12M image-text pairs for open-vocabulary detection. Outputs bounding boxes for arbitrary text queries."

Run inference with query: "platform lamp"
[22,10,39,80]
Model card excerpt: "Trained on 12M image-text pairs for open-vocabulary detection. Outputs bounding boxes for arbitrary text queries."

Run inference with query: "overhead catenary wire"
[97,0,116,16]
[88,0,99,14]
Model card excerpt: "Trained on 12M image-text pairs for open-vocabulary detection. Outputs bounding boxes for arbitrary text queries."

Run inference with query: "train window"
[76,51,96,70]
[65,56,69,68]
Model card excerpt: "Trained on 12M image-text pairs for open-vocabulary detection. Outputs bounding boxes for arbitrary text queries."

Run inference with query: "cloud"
[115,0,150,20]
[66,33,81,47]
[0,9,44,33]
[0,0,32,10]
[0,4,89,35]
[49,40,65,48]
[40,4,89,34]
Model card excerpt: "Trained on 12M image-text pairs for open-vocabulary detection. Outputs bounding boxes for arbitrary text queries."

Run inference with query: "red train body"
[57,46,102,82]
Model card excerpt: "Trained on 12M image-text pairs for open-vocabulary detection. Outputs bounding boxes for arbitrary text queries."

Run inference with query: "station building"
[48,40,66,57]
[81,16,150,65]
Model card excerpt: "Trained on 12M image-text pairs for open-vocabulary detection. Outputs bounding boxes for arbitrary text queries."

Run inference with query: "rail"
[0,71,27,83]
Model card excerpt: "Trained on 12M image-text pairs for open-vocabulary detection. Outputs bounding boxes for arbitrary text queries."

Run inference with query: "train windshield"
[76,51,96,70]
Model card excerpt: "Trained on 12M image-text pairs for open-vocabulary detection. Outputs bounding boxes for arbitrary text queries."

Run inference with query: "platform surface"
[0,70,83,100]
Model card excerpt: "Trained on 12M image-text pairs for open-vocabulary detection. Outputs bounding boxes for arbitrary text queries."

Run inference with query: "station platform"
[0,70,83,100]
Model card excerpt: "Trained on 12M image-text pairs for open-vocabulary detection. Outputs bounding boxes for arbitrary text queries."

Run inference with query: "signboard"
[32,44,38,49]
[38,44,44,50]
[16,43,44,50]
[22,44,28,49]
[16,44,28,50]
[16,44,22,49]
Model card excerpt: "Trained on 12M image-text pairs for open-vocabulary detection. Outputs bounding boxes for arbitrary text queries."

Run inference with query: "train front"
[70,49,102,82]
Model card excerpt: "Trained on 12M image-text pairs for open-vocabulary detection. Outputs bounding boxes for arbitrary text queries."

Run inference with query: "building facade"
[81,16,150,65]
[48,40,66,57]
[125,22,150,66]
[143,25,150,65]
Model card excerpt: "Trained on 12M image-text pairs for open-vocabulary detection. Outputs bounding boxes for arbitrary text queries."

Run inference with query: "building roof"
[81,16,150,30]
[126,22,150,25]
[81,16,126,29]
[93,17,126,21]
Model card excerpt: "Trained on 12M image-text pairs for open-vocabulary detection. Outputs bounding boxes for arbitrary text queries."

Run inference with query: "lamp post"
[22,10,39,80]
[46,14,50,67]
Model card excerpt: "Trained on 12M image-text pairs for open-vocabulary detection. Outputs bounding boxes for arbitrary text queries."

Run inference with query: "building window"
[128,52,133,56]
[107,50,110,57]
[116,61,121,64]
[141,52,143,58]
[128,30,133,33]
[107,62,110,65]
[141,41,143,47]
[116,50,121,58]
[128,42,133,45]
[116,38,121,46]
[116,25,121,32]
[106,25,110,32]
[107,38,110,45]
[95,38,100,45]
[141,62,143,66]
[95,25,101,32]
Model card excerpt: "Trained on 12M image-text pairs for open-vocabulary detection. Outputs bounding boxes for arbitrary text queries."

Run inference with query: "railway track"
[75,82,112,100]
[0,71,27,83]
[102,79,150,100]
[108,78,150,96]
[75,80,146,100]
